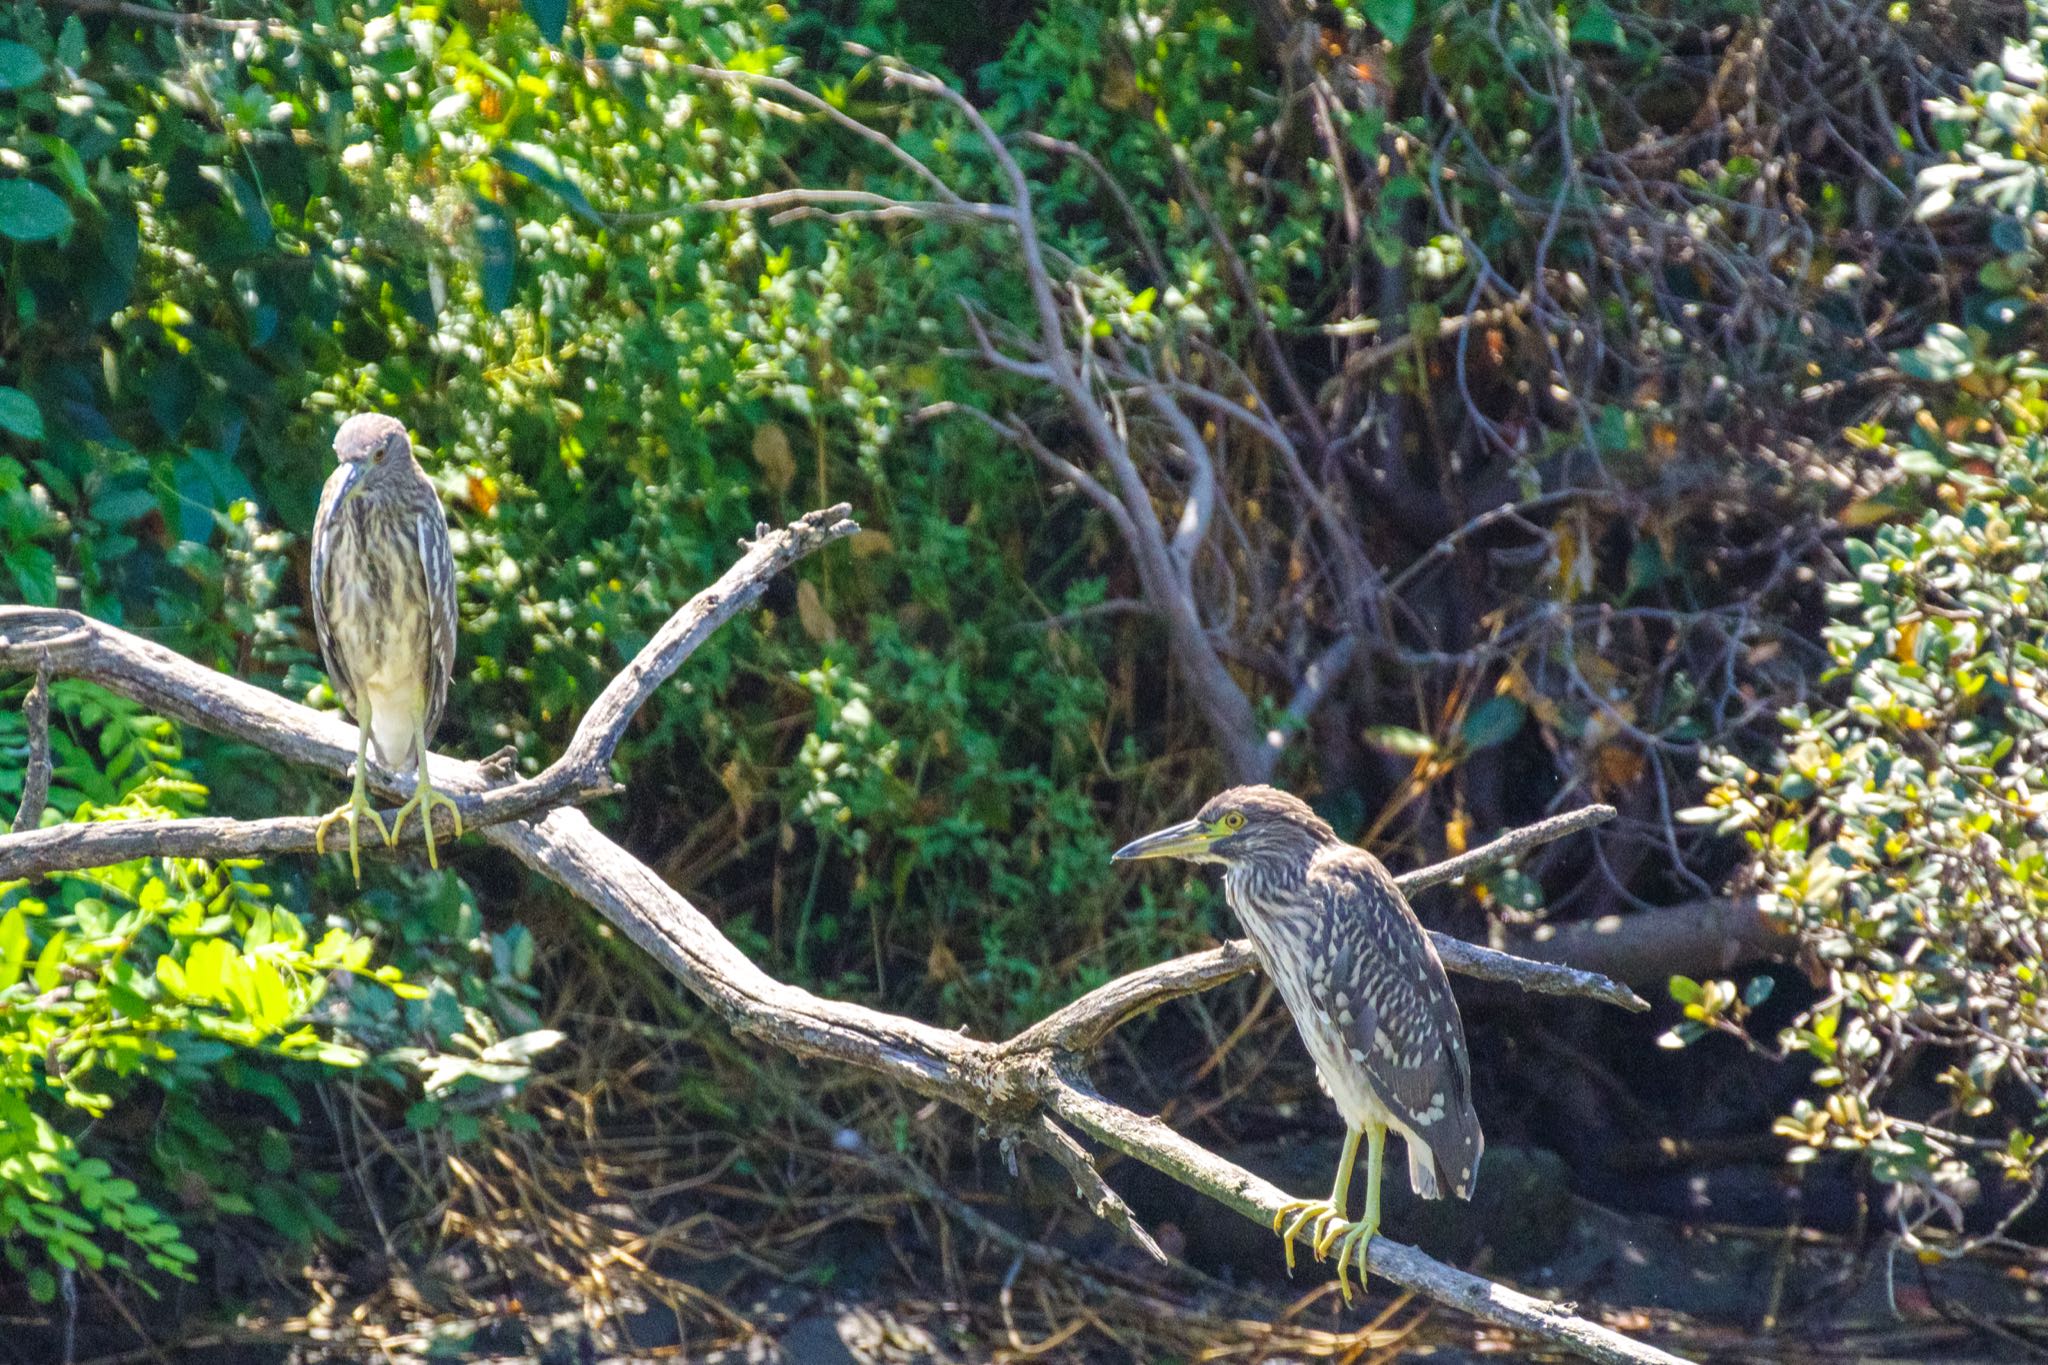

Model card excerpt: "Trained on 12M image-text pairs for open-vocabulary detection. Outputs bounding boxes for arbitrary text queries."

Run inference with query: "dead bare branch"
[1514,895,1789,989]
[0,507,859,880]
[0,507,1680,1364]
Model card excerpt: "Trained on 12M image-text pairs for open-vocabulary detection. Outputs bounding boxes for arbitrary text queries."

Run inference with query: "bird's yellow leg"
[314,700,390,886]
[1271,1125,1361,1273]
[384,714,463,868]
[1330,1121,1386,1303]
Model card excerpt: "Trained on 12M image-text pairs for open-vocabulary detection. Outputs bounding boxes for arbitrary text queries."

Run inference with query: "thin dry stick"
[0,507,1683,1365]
[12,661,51,835]
[50,0,297,39]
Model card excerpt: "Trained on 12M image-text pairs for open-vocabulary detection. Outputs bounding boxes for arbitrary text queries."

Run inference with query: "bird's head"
[1112,784,1338,867]
[330,413,415,505]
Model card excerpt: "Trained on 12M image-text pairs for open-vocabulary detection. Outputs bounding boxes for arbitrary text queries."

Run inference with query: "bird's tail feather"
[1409,1114,1484,1201]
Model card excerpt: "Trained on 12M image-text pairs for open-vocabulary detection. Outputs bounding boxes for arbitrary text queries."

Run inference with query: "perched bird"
[1113,785,1481,1297]
[310,413,462,882]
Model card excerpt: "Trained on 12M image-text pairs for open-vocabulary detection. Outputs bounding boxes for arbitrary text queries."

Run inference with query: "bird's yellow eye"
[1220,811,1245,832]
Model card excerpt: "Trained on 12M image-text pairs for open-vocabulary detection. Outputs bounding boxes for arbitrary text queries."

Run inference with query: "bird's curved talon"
[1312,1211,1350,1260]
[386,776,464,869]
[1274,1198,1343,1272]
[314,783,390,886]
[1329,1217,1378,1303]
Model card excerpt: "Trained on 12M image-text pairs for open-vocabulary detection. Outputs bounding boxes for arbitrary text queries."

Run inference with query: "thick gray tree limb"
[0,508,1683,1365]
[1514,895,1788,988]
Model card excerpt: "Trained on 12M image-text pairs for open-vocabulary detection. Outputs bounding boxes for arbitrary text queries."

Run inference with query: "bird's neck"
[1223,841,1320,916]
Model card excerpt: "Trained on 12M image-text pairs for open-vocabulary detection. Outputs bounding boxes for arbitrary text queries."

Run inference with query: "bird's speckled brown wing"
[309,461,359,717]
[409,462,457,745]
[1305,846,1483,1198]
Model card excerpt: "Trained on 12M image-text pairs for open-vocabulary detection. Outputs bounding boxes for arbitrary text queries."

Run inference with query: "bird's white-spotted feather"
[1229,845,1483,1199]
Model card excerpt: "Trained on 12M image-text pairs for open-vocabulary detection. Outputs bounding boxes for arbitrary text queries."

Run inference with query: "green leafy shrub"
[0,685,416,1296]
[1684,6,2048,1246]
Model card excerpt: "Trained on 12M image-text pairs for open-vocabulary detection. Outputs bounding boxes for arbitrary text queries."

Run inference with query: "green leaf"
[1570,2,1625,47]
[1668,974,1704,1005]
[32,930,67,993]
[0,180,73,243]
[0,386,39,439]
[258,1128,292,1175]
[90,487,157,527]
[1460,695,1527,751]
[35,136,92,205]
[1361,725,1435,757]
[181,939,230,1001]
[1625,537,1666,596]
[199,166,273,249]
[493,144,602,226]
[5,545,56,604]
[57,17,86,69]
[249,1184,311,1243]
[0,42,46,91]
[522,0,568,42]
[1896,323,1973,382]
[0,907,28,990]
[1364,0,1417,43]
[475,203,516,311]
[231,1067,302,1124]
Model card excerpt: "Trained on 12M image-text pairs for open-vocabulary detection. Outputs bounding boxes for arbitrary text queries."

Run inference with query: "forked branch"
[0,507,1679,1365]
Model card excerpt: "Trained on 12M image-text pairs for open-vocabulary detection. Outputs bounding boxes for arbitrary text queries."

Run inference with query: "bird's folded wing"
[310,462,358,713]
[1311,853,1480,1167]
[416,503,457,745]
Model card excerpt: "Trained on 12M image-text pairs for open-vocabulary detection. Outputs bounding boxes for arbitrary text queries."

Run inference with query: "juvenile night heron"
[310,413,462,882]
[1114,785,1481,1298]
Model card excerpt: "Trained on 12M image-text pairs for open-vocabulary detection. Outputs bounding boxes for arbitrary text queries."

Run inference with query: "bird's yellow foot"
[1271,1198,1344,1273]
[386,771,464,869]
[1327,1215,1380,1303]
[315,785,391,886]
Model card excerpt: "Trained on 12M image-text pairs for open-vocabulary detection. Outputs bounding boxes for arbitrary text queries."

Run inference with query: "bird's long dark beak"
[334,461,369,508]
[1111,817,1212,861]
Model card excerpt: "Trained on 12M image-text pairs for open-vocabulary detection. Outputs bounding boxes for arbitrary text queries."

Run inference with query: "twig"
[675,189,1011,228]
[49,0,298,39]
[1012,132,1168,284]
[0,509,1679,1365]
[1016,1113,1167,1265]
[1402,803,1617,893]
[1512,895,1789,989]
[13,661,51,835]
[825,46,1279,785]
